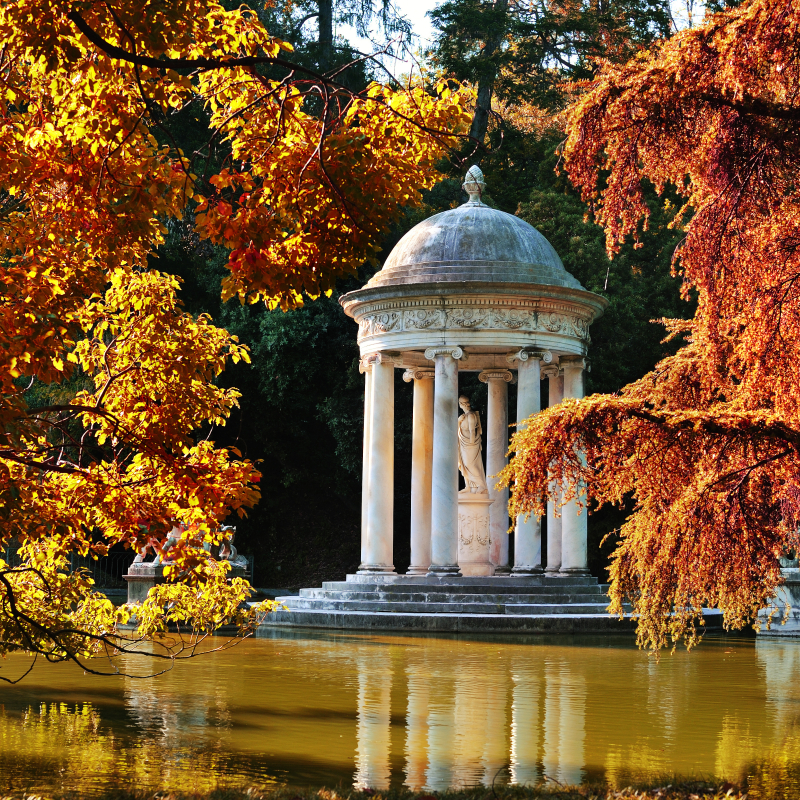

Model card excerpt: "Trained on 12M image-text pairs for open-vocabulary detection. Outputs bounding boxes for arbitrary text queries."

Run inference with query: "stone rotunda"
[262,167,640,634]
[343,166,606,580]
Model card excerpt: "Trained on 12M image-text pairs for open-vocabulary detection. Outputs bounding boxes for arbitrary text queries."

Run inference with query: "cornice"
[340,280,608,320]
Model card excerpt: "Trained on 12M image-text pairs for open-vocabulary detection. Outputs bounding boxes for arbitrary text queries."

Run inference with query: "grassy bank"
[0,784,748,800]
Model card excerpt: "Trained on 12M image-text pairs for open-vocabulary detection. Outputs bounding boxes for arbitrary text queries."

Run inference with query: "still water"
[1,629,799,796]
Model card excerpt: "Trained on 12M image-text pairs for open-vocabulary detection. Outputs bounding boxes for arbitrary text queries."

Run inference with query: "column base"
[406,566,430,576]
[357,564,397,574]
[426,565,462,577]
[512,566,544,575]
[545,566,561,574]
[493,565,512,575]
[559,567,591,576]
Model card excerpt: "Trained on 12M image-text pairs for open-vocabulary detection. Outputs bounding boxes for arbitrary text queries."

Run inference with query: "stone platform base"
[256,574,725,635]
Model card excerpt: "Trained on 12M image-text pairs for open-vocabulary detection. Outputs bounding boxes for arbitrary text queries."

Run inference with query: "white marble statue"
[219,525,249,569]
[457,395,488,494]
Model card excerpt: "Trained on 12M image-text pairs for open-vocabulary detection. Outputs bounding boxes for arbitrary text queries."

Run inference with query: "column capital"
[359,355,375,374]
[360,352,402,373]
[507,348,552,365]
[424,346,464,361]
[403,367,435,383]
[541,364,562,379]
[478,369,513,384]
[560,355,589,371]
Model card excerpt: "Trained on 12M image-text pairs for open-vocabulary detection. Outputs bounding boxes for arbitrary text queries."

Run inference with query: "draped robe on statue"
[457,404,488,494]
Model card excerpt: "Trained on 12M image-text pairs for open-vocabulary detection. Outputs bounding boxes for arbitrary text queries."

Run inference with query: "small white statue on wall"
[457,395,488,494]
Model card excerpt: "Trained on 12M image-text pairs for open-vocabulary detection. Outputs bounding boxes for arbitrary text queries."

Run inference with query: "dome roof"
[366,201,584,291]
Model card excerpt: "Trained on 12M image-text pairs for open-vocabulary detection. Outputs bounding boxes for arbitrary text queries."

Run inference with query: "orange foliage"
[0,0,471,669]
[502,0,800,649]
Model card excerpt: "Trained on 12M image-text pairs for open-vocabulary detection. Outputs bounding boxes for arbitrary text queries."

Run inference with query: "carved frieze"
[371,312,400,333]
[445,307,491,329]
[357,312,400,341]
[540,311,567,333]
[492,309,534,330]
[354,301,593,343]
[567,316,590,341]
[357,318,371,341]
[404,309,444,329]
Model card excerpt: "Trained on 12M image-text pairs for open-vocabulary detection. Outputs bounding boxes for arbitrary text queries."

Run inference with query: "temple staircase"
[257,574,641,634]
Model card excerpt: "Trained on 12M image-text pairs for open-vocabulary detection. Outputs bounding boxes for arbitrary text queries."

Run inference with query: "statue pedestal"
[458,493,495,576]
[124,562,167,604]
[124,561,249,605]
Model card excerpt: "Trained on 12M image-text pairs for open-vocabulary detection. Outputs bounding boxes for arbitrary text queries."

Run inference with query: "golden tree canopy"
[0,0,472,675]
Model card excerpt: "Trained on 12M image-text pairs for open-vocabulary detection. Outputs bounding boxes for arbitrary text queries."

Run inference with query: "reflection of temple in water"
[350,636,800,792]
[352,641,588,791]
[8,632,800,795]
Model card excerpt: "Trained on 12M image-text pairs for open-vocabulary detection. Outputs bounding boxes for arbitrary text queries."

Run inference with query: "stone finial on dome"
[462,164,486,206]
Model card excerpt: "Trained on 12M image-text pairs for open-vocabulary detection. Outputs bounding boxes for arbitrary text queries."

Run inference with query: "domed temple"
[262,167,638,633]
[341,166,605,579]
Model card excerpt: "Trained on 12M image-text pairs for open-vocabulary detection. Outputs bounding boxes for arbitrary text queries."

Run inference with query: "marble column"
[560,356,589,575]
[509,349,549,574]
[425,346,463,576]
[542,365,563,574]
[404,368,435,575]
[360,356,374,570]
[479,369,513,574]
[359,352,396,574]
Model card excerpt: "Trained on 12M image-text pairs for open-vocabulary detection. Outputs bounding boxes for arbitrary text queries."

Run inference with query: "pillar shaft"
[560,357,589,575]
[360,354,395,573]
[405,369,435,575]
[480,370,512,573]
[427,347,462,576]
[360,361,373,568]
[544,368,563,573]
[512,352,543,574]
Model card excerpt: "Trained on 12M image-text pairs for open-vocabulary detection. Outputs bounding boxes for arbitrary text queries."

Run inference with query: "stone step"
[505,603,619,615]
[297,589,606,604]
[279,597,615,615]
[258,607,638,634]
[320,579,602,594]
[283,598,506,614]
[338,574,601,587]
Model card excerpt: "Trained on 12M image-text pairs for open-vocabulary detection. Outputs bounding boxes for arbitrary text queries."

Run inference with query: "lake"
[1,628,799,796]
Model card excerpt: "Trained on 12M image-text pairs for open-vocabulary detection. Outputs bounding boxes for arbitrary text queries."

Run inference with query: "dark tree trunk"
[469,79,495,147]
[318,0,334,72]
[468,0,510,149]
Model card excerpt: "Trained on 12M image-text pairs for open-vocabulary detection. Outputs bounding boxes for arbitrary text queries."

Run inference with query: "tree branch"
[699,92,800,122]
[67,11,335,84]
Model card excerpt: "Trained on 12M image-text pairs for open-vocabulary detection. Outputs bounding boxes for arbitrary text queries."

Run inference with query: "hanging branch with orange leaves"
[0,0,472,673]
[501,0,800,650]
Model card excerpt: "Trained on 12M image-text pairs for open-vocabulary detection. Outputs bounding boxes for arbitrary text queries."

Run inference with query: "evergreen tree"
[430,0,672,145]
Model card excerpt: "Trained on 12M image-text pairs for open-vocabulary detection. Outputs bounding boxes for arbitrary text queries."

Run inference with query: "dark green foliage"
[429,0,672,112]
[515,172,691,394]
